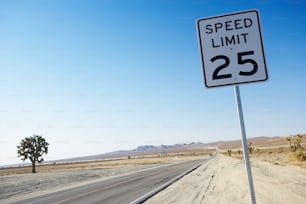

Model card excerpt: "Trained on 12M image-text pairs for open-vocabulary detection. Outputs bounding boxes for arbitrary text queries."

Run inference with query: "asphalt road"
[12,159,207,204]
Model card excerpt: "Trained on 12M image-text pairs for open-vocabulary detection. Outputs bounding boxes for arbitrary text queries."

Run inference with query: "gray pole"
[234,85,256,204]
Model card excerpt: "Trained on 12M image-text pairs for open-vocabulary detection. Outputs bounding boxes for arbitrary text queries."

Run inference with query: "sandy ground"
[1,154,305,204]
[145,154,306,204]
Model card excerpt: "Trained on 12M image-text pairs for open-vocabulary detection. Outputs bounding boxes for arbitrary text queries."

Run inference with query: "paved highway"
[13,158,208,204]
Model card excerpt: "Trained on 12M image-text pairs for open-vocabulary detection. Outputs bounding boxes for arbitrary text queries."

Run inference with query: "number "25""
[211,51,258,80]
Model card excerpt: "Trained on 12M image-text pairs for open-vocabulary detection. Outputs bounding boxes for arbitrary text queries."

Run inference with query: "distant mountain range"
[52,142,209,163]
[134,143,203,151]
[52,136,290,163]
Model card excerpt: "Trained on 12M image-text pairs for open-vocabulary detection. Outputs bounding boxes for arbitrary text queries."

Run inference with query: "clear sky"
[0,0,305,165]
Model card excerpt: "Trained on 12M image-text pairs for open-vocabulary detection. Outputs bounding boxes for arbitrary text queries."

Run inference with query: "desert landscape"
[146,135,306,203]
[1,135,305,204]
[145,153,306,204]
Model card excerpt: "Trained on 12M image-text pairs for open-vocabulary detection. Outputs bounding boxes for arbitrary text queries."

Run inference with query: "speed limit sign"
[197,10,268,88]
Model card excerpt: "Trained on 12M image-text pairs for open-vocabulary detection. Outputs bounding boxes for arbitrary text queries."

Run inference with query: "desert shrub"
[248,142,254,155]
[227,149,232,157]
[287,134,304,152]
[254,148,260,154]
[287,136,294,152]
[294,150,306,161]
[296,134,303,150]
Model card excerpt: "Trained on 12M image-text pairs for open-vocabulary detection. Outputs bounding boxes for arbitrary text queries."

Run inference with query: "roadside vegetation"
[17,135,49,173]
[222,134,306,167]
[286,134,305,161]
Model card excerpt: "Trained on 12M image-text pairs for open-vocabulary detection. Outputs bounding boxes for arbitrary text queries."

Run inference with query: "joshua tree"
[227,149,232,157]
[286,136,293,151]
[248,142,254,155]
[287,134,304,152]
[17,135,49,173]
[295,134,304,151]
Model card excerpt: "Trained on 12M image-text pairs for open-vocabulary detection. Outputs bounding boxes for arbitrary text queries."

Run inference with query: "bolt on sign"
[197,10,268,88]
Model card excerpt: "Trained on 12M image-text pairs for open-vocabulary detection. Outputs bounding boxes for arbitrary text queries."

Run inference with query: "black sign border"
[197,9,268,88]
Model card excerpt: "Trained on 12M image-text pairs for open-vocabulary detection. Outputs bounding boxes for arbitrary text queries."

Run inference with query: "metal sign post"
[234,85,256,204]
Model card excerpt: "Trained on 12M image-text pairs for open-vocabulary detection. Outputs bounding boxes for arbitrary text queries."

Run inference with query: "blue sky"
[0,0,305,165]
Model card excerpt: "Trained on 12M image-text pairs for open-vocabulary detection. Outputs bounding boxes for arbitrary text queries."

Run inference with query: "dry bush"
[286,134,305,162]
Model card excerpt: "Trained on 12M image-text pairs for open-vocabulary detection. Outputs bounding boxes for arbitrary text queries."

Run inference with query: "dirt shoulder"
[145,154,306,204]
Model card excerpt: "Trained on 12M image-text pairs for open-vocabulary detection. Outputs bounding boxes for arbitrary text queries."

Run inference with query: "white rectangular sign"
[197,10,268,88]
